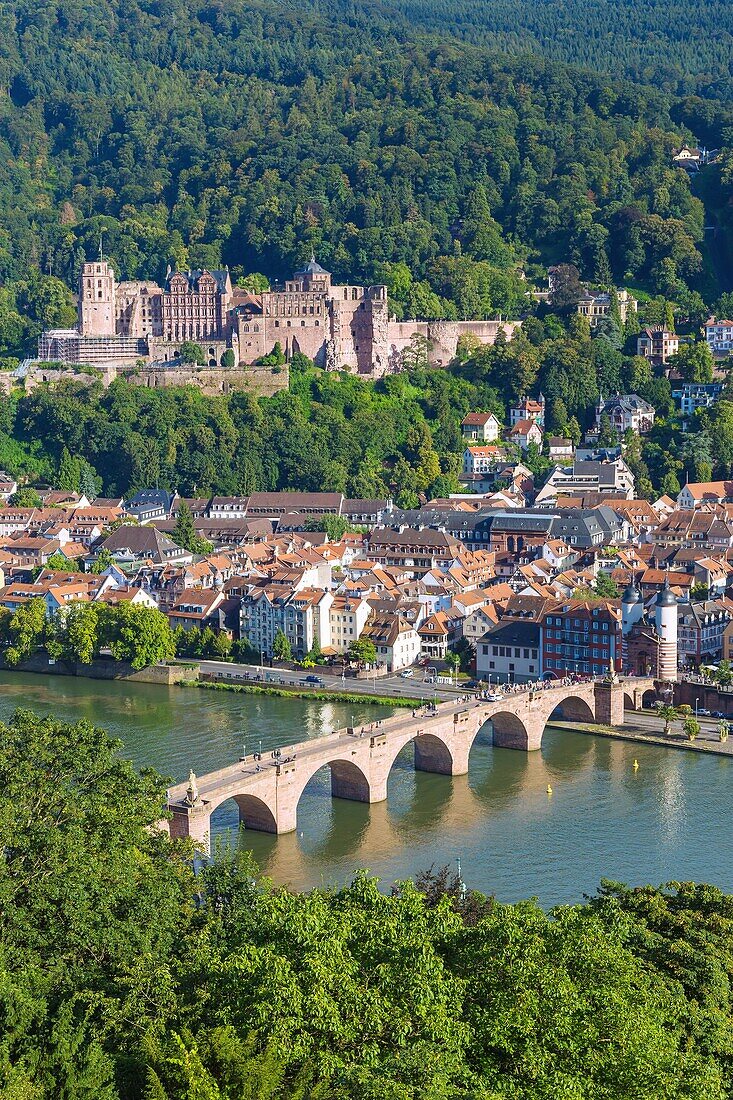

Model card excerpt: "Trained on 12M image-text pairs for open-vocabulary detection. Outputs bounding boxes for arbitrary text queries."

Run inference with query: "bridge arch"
[210,793,278,834]
[294,756,373,817]
[491,710,531,750]
[327,759,372,802]
[546,692,596,725]
[413,732,454,775]
[624,692,636,710]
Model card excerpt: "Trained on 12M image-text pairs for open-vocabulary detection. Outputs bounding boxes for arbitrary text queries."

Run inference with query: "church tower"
[79,260,116,336]
[654,578,678,682]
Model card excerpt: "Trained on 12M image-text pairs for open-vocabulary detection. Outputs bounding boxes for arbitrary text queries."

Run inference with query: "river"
[2,671,732,906]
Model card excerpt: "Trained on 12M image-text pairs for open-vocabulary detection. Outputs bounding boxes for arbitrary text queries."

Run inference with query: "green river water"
[2,670,731,905]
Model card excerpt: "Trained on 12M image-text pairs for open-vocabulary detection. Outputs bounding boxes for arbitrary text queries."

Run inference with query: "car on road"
[487,692,503,702]
[302,675,325,685]
[698,708,711,716]
[400,669,414,678]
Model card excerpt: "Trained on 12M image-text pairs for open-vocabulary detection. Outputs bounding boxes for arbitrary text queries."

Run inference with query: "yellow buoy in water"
[546,784,553,795]
[633,758,639,770]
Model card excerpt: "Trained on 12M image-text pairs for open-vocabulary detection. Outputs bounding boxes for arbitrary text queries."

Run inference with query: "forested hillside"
[358,0,733,98]
[0,0,730,334]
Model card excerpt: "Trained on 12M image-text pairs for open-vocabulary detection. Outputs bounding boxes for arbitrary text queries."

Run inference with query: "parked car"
[303,675,324,685]
[698,708,711,716]
[400,669,414,678]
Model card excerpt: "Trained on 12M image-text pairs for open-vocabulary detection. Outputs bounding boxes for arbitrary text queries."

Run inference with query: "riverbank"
[553,718,733,757]
[179,678,423,708]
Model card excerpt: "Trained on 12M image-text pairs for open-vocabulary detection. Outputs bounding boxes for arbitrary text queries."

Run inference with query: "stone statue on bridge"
[184,770,200,807]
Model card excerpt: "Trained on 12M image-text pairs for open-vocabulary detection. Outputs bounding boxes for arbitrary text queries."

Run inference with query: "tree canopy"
[2,708,733,1097]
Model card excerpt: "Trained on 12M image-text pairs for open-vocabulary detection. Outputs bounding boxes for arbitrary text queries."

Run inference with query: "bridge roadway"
[164,676,657,850]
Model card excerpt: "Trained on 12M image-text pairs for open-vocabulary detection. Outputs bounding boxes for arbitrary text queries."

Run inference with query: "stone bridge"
[164,676,657,850]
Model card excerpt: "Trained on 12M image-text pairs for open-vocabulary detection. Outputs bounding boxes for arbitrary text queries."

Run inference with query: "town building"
[672,382,725,416]
[595,393,655,435]
[365,529,465,575]
[462,445,506,476]
[676,599,733,669]
[547,437,574,461]
[705,318,733,357]
[477,619,541,683]
[536,455,635,503]
[542,598,622,678]
[461,412,501,442]
[672,145,704,172]
[509,395,545,427]
[636,327,679,366]
[361,612,421,672]
[677,481,733,509]
[576,289,637,327]
[507,419,543,451]
[241,585,333,660]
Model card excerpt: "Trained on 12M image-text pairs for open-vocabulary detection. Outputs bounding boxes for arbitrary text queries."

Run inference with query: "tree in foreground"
[0,709,191,1098]
[347,638,377,667]
[172,501,213,556]
[683,716,701,741]
[657,704,679,736]
[106,603,175,670]
[272,629,292,662]
[0,712,732,1099]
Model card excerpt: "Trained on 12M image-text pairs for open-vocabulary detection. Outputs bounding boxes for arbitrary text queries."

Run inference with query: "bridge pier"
[169,803,211,850]
[594,681,625,726]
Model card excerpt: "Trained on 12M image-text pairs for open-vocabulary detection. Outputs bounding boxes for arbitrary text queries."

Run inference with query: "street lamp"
[695,697,699,718]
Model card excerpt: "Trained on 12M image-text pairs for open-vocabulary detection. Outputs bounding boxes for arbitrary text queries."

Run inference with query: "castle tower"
[79,260,116,336]
[654,578,678,682]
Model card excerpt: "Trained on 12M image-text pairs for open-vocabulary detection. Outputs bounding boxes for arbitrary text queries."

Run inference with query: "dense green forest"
[2,706,733,1098]
[0,0,732,342]
[359,0,733,99]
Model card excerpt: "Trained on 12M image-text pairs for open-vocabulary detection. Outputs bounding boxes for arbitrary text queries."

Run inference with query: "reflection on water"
[1,671,732,906]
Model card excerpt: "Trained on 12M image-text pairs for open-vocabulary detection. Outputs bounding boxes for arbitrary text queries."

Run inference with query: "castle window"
[344,289,348,300]
[274,320,279,327]
[315,320,320,327]
[352,288,358,300]
[301,320,306,326]
[253,324,259,332]
[243,324,249,332]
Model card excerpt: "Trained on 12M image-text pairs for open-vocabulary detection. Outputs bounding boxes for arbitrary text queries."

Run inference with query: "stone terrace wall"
[386,319,522,371]
[2,653,199,684]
